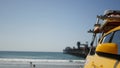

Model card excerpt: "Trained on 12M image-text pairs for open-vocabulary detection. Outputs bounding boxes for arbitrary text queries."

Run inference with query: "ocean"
[0,51,85,68]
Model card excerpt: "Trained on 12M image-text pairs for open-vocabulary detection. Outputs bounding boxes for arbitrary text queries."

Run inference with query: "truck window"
[102,31,120,55]
[102,33,113,43]
[112,31,120,54]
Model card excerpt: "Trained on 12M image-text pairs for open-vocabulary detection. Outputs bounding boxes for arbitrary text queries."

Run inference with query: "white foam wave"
[0,58,85,63]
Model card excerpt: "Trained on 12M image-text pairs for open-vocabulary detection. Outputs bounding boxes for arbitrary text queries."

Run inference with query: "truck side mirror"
[96,43,118,55]
[95,43,119,59]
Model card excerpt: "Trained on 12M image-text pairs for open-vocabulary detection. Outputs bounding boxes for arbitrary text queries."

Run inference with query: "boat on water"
[63,42,91,58]
[84,10,120,68]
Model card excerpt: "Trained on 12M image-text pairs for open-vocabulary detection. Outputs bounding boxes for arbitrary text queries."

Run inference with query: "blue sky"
[0,0,120,52]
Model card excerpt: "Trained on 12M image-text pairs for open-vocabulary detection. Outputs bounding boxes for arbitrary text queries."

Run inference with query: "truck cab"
[84,10,120,68]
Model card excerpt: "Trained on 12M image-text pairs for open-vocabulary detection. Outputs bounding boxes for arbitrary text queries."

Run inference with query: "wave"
[0,58,85,63]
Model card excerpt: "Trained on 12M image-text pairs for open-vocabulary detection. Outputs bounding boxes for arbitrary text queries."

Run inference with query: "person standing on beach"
[30,62,36,68]
[30,62,32,68]
[33,64,36,68]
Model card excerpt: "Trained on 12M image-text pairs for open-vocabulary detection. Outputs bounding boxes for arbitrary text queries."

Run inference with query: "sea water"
[0,51,85,68]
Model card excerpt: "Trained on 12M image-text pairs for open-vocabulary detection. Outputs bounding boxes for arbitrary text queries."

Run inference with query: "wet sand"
[0,60,84,68]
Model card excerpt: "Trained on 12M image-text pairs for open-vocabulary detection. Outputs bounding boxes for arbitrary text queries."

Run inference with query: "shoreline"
[0,58,85,63]
[0,58,85,68]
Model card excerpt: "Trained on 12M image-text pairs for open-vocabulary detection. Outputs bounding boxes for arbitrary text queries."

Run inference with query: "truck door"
[96,30,120,68]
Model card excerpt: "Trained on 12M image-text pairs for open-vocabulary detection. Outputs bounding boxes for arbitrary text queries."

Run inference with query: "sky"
[0,0,120,52]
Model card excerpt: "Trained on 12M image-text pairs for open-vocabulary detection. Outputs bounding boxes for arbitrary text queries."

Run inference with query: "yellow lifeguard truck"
[84,10,120,68]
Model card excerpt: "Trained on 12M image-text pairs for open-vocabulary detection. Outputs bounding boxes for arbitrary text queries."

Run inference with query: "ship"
[63,42,91,58]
